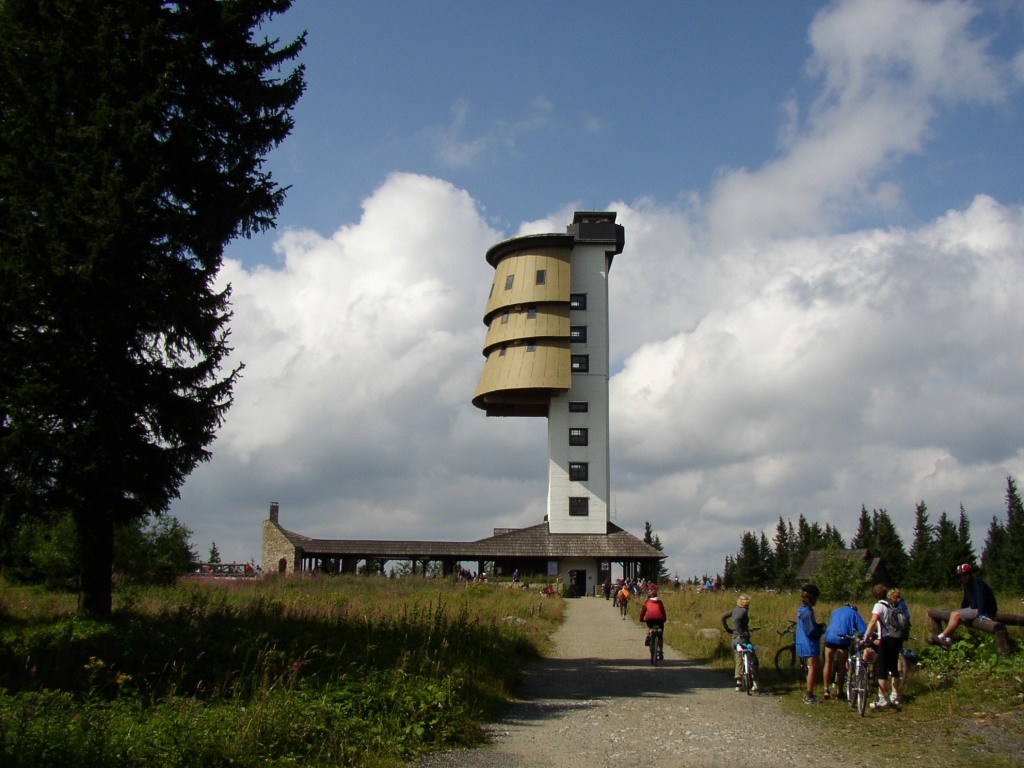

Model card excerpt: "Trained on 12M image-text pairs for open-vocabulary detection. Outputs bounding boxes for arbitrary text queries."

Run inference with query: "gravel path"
[418,596,857,768]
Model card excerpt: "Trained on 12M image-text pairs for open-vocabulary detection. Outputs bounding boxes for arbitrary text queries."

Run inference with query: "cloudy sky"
[170,0,1024,581]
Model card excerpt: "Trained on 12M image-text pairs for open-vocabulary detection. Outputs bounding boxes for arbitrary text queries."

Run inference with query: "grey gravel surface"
[417,596,855,768]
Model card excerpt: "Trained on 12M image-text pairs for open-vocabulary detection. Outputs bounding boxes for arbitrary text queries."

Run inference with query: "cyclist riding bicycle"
[721,594,761,693]
[639,584,667,659]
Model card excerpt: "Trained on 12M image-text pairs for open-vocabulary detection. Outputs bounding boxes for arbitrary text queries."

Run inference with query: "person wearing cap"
[926,563,998,648]
[796,584,825,704]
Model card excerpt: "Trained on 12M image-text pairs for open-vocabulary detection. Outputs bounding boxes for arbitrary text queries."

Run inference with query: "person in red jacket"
[639,585,667,659]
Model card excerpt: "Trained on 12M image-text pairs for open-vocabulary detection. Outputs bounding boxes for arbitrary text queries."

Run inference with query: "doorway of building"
[568,569,587,597]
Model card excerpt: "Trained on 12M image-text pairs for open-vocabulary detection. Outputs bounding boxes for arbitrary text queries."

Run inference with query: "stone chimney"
[268,501,279,524]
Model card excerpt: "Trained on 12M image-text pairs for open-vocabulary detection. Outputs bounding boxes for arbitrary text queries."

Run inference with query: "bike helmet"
[956,563,973,575]
[648,585,658,595]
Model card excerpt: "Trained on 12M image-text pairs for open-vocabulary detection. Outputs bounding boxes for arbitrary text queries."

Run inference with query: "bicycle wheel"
[845,659,855,708]
[856,661,868,717]
[774,644,800,679]
[742,654,753,695]
[650,633,658,666]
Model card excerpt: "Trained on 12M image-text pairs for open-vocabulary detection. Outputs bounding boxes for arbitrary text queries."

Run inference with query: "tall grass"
[0,575,563,767]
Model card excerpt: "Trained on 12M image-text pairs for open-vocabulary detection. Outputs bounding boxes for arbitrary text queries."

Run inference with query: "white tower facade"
[473,212,624,535]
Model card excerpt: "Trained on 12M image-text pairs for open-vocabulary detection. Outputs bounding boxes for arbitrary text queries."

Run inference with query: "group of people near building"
[605,576,659,606]
[717,562,997,709]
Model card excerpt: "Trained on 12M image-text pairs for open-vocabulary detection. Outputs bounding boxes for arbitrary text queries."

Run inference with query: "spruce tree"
[822,523,845,549]
[981,515,1007,583]
[0,0,305,616]
[871,509,908,586]
[932,512,962,588]
[954,505,976,573]
[771,516,798,588]
[906,501,933,588]
[1003,476,1024,592]
[851,505,874,549]
[758,531,774,587]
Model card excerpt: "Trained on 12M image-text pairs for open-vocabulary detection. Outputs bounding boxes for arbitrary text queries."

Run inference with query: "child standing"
[796,584,824,703]
[721,594,761,693]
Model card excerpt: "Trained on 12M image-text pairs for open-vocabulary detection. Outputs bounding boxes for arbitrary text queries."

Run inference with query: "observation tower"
[473,212,625,536]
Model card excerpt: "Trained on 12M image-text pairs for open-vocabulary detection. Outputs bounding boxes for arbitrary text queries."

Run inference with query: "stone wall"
[261,502,297,574]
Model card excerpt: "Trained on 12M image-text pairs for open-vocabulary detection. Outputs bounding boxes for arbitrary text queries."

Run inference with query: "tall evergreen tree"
[0,0,306,616]
[906,501,934,588]
[822,523,845,549]
[932,512,962,589]
[981,515,1007,582]
[642,521,669,582]
[871,509,907,586]
[733,531,765,588]
[852,505,874,549]
[772,517,800,588]
[1003,476,1024,592]
[955,505,976,570]
[758,531,774,587]
[722,554,737,589]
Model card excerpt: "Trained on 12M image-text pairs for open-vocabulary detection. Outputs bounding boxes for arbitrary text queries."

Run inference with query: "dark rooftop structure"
[796,548,888,585]
[262,503,666,595]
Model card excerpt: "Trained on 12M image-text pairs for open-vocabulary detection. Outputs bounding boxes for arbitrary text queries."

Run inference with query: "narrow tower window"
[569,462,589,481]
[571,355,589,372]
[570,326,587,343]
[570,293,587,309]
[569,428,588,445]
[536,269,546,285]
[505,275,514,289]
[568,401,589,412]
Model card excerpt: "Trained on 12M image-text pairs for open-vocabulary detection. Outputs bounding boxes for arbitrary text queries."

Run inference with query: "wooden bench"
[927,610,1024,657]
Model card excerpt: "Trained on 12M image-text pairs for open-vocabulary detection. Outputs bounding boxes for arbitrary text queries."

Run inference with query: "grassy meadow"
[0,575,563,768]
[651,585,1024,767]
[2,575,1021,768]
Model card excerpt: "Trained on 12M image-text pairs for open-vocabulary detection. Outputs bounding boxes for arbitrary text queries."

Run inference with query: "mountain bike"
[648,625,664,666]
[724,627,761,694]
[774,621,807,680]
[842,634,871,716]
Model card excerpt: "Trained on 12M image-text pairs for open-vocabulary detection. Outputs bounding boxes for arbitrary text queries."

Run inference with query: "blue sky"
[172,0,1024,581]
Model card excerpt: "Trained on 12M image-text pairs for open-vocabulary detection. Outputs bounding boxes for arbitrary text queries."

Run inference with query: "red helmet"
[648,585,658,596]
[956,563,973,575]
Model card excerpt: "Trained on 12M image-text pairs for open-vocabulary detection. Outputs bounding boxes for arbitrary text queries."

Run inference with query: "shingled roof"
[796,548,887,584]
[272,520,666,562]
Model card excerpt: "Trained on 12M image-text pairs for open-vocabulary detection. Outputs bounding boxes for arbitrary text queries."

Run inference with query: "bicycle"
[774,621,808,680]
[647,625,664,666]
[841,634,871,716]
[723,627,761,694]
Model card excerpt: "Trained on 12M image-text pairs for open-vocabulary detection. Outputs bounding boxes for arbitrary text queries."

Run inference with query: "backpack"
[883,601,910,640]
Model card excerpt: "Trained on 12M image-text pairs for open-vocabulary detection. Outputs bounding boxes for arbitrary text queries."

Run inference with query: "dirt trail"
[418,595,857,768]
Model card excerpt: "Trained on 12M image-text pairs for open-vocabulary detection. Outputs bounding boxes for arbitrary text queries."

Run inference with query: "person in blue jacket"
[823,603,867,700]
[796,584,825,704]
